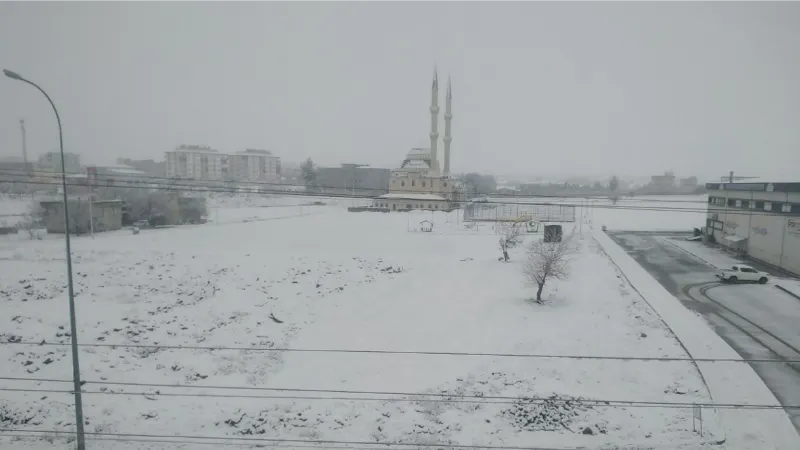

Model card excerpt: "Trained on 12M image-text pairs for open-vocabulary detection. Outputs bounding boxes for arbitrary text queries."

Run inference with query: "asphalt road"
[609,232,800,433]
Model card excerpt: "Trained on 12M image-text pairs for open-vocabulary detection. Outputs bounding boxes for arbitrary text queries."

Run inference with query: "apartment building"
[38,151,81,173]
[165,145,227,180]
[229,149,280,182]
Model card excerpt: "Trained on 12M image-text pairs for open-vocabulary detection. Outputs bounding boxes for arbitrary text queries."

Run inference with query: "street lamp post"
[4,69,86,450]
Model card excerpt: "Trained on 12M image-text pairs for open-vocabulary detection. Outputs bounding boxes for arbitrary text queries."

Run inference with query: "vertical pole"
[89,196,94,239]
[20,119,30,176]
[33,82,86,450]
[729,171,734,183]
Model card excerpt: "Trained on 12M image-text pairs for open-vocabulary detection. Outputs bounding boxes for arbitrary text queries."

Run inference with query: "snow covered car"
[716,265,769,284]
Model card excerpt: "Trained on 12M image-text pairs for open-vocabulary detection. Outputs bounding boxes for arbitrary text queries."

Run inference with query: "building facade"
[705,181,800,275]
[165,145,227,180]
[229,149,280,182]
[316,165,390,196]
[38,152,81,173]
[649,171,676,190]
[40,197,123,234]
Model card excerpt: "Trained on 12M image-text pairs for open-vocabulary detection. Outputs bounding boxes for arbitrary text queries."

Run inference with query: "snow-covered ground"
[1,198,721,449]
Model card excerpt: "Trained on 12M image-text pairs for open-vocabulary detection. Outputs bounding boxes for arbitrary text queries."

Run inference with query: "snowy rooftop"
[91,165,147,175]
[377,193,447,201]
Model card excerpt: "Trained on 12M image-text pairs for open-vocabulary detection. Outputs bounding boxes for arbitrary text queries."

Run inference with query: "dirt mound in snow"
[502,395,602,433]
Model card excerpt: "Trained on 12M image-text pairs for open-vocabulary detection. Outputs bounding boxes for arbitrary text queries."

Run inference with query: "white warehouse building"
[705,181,800,275]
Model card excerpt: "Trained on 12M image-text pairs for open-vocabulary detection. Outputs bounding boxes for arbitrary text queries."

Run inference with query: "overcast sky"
[1,2,799,181]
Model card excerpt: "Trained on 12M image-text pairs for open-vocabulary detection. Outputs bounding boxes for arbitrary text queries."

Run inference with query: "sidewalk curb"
[775,285,800,302]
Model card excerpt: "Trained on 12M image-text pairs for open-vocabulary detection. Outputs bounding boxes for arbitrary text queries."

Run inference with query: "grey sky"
[1,2,799,181]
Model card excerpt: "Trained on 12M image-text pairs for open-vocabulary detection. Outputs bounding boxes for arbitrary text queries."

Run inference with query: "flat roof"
[377,193,447,201]
[706,181,800,193]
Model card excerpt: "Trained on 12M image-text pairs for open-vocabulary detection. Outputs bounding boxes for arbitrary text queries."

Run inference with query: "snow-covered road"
[609,231,800,438]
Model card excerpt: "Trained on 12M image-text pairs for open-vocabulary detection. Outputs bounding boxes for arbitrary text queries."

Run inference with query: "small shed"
[40,197,123,234]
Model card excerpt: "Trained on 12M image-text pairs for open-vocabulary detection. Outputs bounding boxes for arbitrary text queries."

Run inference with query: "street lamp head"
[3,69,23,80]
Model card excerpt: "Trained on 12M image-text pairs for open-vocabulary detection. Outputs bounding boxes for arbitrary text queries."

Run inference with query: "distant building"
[116,158,165,177]
[229,149,280,183]
[705,181,800,275]
[38,152,81,173]
[165,145,227,180]
[650,171,676,190]
[680,176,698,188]
[0,158,34,174]
[40,197,123,234]
[86,164,149,187]
[316,164,390,197]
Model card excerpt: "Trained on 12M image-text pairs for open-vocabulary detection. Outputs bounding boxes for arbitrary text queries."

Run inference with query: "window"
[406,204,412,209]
[782,204,792,213]
[731,266,739,271]
[412,180,415,187]
[740,267,757,273]
[443,182,448,187]
[422,181,426,187]
[428,204,432,209]
[401,181,405,187]
[748,201,756,209]
[708,197,714,204]
[764,202,772,211]
[435,204,439,209]
[734,200,742,208]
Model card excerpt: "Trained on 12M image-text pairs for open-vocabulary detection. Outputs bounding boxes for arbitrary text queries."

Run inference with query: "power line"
[0,385,795,410]
[0,169,773,218]
[0,432,522,450]
[0,428,607,450]
[0,167,712,203]
[0,177,771,218]
[3,340,798,364]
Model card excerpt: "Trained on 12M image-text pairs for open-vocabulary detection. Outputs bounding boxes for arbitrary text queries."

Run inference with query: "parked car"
[133,220,150,229]
[716,265,769,284]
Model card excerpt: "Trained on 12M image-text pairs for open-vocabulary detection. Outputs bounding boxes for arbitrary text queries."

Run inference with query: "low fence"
[463,202,576,223]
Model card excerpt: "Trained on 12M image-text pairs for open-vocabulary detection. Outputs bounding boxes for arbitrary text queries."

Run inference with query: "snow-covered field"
[1,197,722,449]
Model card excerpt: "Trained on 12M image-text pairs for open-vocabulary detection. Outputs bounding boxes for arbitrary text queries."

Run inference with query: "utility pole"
[20,119,30,175]
[5,69,86,450]
[89,196,94,239]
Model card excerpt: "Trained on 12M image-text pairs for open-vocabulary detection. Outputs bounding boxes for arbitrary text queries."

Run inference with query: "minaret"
[429,68,440,174]
[443,76,452,175]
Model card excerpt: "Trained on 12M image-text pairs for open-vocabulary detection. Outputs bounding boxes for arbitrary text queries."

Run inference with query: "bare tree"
[523,235,578,302]
[18,201,45,240]
[609,176,620,205]
[498,222,524,262]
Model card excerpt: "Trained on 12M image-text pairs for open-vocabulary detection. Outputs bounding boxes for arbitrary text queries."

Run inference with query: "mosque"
[373,70,464,211]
